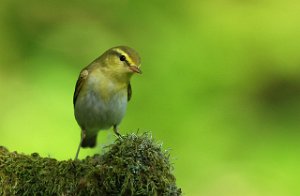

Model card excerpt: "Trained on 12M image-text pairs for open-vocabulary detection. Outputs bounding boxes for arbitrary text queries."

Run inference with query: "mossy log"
[0,133,181,195]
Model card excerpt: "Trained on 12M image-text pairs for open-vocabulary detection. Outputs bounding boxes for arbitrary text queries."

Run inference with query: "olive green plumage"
[73,46,142,159]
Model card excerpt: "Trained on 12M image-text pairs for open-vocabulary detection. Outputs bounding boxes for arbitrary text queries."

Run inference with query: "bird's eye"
[120,55,126,61]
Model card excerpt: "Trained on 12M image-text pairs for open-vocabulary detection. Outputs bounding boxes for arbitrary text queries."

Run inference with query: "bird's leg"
[113,125,122,138]
[74,129,86,160]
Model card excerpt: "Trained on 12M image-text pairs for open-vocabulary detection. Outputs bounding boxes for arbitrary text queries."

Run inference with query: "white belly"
[74,89,127,134]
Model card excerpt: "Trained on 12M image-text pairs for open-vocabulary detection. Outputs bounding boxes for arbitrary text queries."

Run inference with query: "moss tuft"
[0,133,181,195]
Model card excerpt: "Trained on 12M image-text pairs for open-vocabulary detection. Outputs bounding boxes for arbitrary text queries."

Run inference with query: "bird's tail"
[81,134,97,148]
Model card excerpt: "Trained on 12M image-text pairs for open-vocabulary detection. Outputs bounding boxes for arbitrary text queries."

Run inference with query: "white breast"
[74,77,128,135]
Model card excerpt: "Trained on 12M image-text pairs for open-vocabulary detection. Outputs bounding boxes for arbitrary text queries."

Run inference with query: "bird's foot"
[113,125,123,139]
[74,129,86,160]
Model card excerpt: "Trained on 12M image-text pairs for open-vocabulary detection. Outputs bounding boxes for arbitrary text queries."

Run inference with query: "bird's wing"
[73,69,89,107]
[127,83,132,101]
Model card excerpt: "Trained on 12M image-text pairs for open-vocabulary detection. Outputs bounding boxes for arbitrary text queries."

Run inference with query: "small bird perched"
[73,46,141,159]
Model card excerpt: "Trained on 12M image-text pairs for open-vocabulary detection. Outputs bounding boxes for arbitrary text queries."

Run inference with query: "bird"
[73,46,141,160]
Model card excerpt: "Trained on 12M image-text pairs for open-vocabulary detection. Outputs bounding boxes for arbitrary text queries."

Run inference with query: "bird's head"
[98,46,142,81]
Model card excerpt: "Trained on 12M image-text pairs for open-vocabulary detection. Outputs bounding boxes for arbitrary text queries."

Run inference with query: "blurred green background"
[1,0,300,195]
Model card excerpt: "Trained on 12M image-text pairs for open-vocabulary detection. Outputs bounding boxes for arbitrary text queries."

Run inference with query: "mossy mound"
[0,133,181,195]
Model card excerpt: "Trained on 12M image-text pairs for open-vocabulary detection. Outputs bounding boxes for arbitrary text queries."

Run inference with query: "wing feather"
[73,69,89,106]
[127,83,132,101]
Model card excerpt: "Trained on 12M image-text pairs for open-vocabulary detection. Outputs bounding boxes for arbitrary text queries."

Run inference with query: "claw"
[113,125,123,139]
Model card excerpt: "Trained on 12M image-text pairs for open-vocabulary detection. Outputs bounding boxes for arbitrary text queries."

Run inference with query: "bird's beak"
[129,65,142,74]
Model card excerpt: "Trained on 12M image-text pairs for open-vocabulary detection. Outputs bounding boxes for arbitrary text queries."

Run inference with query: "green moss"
[0,133,181,195]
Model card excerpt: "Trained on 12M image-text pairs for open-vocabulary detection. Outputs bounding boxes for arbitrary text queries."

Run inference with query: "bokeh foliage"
[0,0,300,195]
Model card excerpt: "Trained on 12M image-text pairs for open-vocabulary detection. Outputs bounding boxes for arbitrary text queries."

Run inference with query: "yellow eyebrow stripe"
[112,48,135,65]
